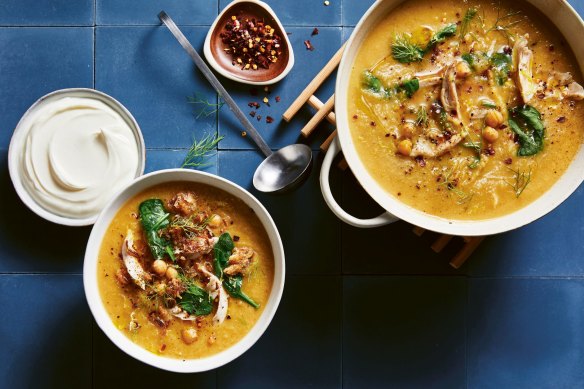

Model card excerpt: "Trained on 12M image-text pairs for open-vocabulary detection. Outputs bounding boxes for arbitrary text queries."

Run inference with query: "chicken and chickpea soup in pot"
[348,0,584,220]
[97,183,274,359]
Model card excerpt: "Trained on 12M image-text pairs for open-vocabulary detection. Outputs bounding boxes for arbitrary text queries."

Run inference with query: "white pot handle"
[320,137,399,228]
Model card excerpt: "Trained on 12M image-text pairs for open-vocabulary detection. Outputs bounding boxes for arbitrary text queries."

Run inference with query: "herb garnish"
[504,167,532,198]
[508,105,545,156]
[391,34,425,63]
[362,71,419,99]
[139,199,176,261]
[182,132,224,169]
[416,105,429,127]
[440,169,473,204]
[489,52,512,85]
[459,8,478,38]
[462,139,482,169]
[170,214,211,239]
[486,7,522,41]
[425,23,457,51]
[188,93,225,119]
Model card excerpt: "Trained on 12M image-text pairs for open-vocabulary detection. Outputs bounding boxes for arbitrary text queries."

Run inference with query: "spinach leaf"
[363,70,383,93]
[179,283,213,316]
[397,78,420,98]
[213,232,234,278]
[508,105,545,156]
[461,53,475,68]
[139,199,175,261]
[490,52,512,85]
[212,232,259,308]
[426,24,457,51]
[223,275,260,309]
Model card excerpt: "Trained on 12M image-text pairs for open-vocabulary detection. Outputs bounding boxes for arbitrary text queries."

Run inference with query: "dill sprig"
[182,132,224,169]
[187,93,225,119]
[440,169,473,204]
[170,214,211,239]
[504,167,531,198]
[416,105,429,127]
[485,6,522,41]
[391,34,424,63]
[460,8,478,38]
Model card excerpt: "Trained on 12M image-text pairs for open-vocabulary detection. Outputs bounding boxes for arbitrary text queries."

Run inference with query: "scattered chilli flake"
[249,111,256,117]
[257,115,262,121]
[266,116,274,123]
[304,40,315,51]
[248,101,260,109]
[275,96,281,103]
[311,28,319,36]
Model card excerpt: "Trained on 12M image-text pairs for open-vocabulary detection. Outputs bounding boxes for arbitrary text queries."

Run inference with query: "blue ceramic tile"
[341,0,375,26]
[220,0,341,26]
[0,150,91,273]
[343,276,467,388]
[0,275,91,388]
[218,150,342,275]
[0,27,93,148]
[145,149,218,175]
[96,26,217,149]
[340,169,463,274]
[218,26,341,151]
[93,325,216,387]
[217,275,342,388]
[468,278,584,388]
[0,0,93,26]
[469,184,584,277]
[342,26,354,42]
[97,0,217,26]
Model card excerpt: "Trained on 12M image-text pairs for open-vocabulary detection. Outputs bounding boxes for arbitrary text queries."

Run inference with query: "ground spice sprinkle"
[220,14,283,70]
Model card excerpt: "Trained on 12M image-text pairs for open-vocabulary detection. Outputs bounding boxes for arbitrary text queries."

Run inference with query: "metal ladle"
[159,11,313,193]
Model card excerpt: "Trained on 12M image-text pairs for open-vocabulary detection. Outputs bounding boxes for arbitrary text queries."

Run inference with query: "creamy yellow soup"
[348,0,584,220]
[97,183,274,359]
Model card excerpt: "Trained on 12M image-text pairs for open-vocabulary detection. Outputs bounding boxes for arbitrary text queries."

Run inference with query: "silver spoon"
[159,11,312,193]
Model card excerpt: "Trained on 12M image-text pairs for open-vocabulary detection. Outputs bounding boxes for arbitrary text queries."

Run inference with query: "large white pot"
[84,169,285,372]
[321,0,584,236]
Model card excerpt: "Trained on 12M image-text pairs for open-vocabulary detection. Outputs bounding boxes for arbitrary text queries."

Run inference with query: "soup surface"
[348,0,584,220]
[97,182,274,359]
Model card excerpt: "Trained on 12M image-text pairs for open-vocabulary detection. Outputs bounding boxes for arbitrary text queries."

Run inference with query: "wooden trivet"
[282,44,484,269]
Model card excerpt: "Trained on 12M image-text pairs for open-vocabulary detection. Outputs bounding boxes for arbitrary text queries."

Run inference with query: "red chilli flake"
[415,156,426,167]
[557,116,566,123]
[220,15,283,70]
[311,28,319,36]
[248,101,260,109]
[275,96,281,103]
[249,111,256,117]
[304,40,315,51]
[266,116,274,123]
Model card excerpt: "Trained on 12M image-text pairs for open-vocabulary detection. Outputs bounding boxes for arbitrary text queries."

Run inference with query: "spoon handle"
[159,11,273,158]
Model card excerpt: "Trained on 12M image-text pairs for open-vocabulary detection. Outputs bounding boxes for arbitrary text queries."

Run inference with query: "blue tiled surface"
[0,27,93,148]
[2,1,584,388]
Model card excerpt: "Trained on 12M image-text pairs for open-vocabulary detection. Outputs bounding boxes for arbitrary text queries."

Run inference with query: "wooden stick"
[450,236,485,269]
[431,234,453,253]
[282,43,346,122]
[307,95,336,125]
[320,130,337,151]
[301,95,335,138]
[412,226,426,236]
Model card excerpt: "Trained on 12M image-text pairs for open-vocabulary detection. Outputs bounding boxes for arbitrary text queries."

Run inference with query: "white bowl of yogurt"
[8,88,145,226]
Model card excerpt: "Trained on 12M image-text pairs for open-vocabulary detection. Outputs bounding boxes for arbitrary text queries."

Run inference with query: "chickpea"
[397,139,413,156]
[181,328,198,345]
[482,126,499,143]
[165,266,178,280]
[455,61,472,79]
[208,214,223,228]
[401,122,415,138]
[485,109,504,128]
[152,259,168,276]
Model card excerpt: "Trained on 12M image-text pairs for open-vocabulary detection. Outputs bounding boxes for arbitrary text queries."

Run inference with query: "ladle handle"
[159,11,273,158]
[320,137,398,228]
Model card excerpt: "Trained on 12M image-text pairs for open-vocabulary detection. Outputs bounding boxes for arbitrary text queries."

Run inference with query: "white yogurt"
[20,97,140,219]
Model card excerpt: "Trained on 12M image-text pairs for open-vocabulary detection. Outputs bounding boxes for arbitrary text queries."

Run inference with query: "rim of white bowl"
[7,88,146,227]
[83,168,285,373]
[203,0,295,86]
[334,0,584,236]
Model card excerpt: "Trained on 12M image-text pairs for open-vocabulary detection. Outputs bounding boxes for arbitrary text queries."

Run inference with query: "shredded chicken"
[546,71,584,100]
[411,63,465,158]
[121,229,150,290]
[224,247,255,276]
[198,265,228,325]
[170,306,198,321]
[513,36,537,103]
